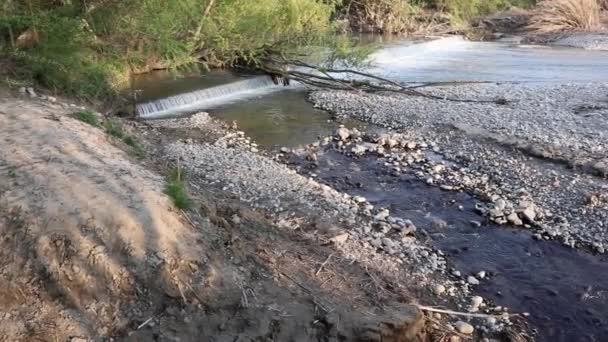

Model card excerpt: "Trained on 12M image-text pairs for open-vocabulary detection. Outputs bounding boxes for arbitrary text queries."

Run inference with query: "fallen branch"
[261,56,510,105]
[416,305,517,319]
[315,253,334,276]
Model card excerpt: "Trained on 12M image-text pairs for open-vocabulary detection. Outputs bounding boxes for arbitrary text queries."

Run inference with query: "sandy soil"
[0,92,425,341]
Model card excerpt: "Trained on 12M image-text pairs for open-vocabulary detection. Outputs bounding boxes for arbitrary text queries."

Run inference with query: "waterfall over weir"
[136,76,280,119]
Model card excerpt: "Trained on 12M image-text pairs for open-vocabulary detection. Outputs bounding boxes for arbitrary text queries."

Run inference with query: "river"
[134,36,608,341]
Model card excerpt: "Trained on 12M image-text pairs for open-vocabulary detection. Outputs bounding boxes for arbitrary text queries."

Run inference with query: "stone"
[353,196,367,204]
[454,321,474,335]
[280,147,289,153]
[381,237,395,248]
[370,239,382,248]
[352,144,367,155]
[470,220,482,228]
[18,87,27,94]
[374,209,390,221]
[431,218,448,229]
[521,207,536,223]
[467,276,480,285]
[477,270,486,279]
[330,233,349,245]
[432,165,445,173]
[471,296,484,308]
[507,212,523,226]
[336,127,350,141]
[494,199,507,211]
[433,284,446,295]
[26,87,37,97]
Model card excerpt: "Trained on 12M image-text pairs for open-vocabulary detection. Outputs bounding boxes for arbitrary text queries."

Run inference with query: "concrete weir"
[135,75,282,119]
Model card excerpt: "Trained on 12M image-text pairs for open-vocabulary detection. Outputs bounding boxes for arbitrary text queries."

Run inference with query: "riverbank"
[2,89,534,340]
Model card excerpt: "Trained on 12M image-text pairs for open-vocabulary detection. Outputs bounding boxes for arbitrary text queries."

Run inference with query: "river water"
[134,37,608,341]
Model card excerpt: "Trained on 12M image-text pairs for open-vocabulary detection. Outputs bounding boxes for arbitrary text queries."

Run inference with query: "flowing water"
[134,37,608,340]
[303,150,608,342]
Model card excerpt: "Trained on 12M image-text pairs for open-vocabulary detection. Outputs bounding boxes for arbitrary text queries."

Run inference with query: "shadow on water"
[307,150,608,342]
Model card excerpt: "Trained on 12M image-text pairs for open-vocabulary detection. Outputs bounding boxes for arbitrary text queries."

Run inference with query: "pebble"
[433,284,446,295]
[431,218,448,229]
[353,196,367,203]
[467,276,480,285]
[454,321,474,334]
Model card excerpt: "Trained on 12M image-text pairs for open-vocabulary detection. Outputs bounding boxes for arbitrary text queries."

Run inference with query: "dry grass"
[528,0,603,33]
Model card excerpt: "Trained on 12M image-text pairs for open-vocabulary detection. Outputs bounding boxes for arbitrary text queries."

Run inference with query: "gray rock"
[374,209,390,221]
[335,127,350,141]
[381,237,395,248]
[351,144,367,155]
[431,218,448,229]
[370,239,382,248]
[26,87,37,97]
[507,212,523,226]
[454,321,474,334]
[433,284,446,295]
[353,196,367,203]
[467,276,480,285]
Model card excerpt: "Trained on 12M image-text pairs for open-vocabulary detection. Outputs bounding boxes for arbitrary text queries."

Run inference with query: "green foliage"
[71,111,100,127]
[431,0,536,24]
[0,0,344,99]
[122,135,145,158]
[100,118,144,156]
[165,168,192,209]
[342,0,536,31]
[103,119,124,138]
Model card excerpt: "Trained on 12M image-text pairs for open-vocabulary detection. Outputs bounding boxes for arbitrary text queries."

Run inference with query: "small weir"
[135,75,281,119]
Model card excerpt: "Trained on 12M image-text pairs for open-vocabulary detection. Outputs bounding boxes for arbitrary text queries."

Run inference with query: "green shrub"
[122,135,145,158]
[103,119,124,138]
[71,111,100,127]
[430,0,536,24]
[164,168,192,209]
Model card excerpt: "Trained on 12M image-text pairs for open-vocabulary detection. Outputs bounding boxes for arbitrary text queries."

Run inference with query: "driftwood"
[261,56,510,105]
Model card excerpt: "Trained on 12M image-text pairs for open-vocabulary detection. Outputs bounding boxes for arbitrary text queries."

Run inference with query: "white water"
[370,36,608,82]
[136,76,280,119]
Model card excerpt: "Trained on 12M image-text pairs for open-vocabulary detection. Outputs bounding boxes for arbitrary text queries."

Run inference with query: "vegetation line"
[0,0,539,102]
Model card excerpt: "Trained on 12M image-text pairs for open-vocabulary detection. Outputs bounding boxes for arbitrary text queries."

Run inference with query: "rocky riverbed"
[138,112,532,340]
[311,83,608,253]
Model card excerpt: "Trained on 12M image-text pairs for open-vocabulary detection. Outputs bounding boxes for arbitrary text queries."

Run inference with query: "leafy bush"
[344,0,424,34]
[71,111,100,127]
[425,0,535,24]
[342,0,536,32]
[103,119,124,138]
[122,135,145,158]
[165,169,192,209]
[528,0,601,33]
